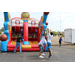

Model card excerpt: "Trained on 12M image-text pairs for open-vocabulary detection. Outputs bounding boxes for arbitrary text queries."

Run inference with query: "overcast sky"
[0,12,75,32]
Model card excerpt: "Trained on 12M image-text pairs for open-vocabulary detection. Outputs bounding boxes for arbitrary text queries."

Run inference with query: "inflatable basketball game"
[0,12,49,52]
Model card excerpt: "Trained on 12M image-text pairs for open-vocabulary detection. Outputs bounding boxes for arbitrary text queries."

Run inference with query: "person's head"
[60,36,62,39]
[47,28,49,33]
[50,32,53,35]
[47,28,49,31]
[22,33,24,36]
[50,29,51,32]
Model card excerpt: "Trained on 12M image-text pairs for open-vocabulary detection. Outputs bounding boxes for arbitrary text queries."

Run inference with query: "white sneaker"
[41,53,45,56]
[39,55,44,58]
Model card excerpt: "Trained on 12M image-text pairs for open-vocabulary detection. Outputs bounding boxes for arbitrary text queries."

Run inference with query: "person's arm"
[61,39,63,41]
[59,38,60,41]
[48,29,50,34]
[50,30,51,32]
[20,37,22,42]
[20,39,21,42]
[15,37,18,42]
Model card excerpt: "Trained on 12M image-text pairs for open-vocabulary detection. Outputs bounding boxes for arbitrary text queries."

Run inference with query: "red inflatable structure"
[7,17,40,51]
[1,12,49,52]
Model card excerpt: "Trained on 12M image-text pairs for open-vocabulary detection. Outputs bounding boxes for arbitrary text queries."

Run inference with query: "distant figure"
[59,37,63,47]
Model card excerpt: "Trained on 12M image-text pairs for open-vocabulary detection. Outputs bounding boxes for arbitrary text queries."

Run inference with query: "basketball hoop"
[15,20,20,24]
[31,21,36,25]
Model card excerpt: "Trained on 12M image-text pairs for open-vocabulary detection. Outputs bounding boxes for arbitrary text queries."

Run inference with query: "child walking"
[59,37,63,47]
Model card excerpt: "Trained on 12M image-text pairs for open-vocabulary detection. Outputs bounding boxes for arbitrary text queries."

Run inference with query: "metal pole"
[60,12,61,32]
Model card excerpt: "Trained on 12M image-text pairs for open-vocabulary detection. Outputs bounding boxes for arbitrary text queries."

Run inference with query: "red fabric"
[15,26,20,32]
[30,26,36,33]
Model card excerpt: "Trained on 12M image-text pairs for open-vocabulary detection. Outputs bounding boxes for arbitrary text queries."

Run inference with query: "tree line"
[0,27,4,35]
[51,31,64,36]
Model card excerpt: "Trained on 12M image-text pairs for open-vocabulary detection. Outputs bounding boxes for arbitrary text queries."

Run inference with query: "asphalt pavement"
[0,45,75,62]
[0,36,75,62]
